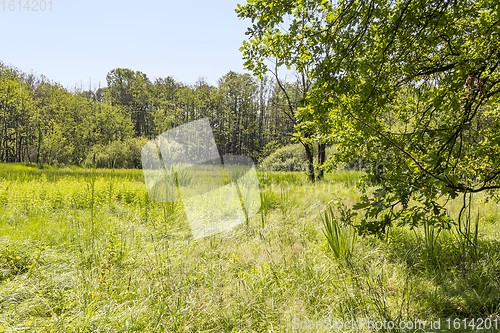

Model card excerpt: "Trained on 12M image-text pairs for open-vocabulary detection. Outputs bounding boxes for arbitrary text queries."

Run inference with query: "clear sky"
[0,0,253,89]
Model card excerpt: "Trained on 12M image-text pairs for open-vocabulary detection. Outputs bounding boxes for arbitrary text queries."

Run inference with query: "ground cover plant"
[0,164,500,332]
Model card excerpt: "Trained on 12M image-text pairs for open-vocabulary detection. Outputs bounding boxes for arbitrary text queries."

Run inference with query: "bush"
[259,140,282,160]
[84,137,149,169]
[260,143,336,172]
[260,144,309,171]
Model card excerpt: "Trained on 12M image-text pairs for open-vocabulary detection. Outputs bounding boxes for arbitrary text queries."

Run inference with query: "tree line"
[0,62,308,167]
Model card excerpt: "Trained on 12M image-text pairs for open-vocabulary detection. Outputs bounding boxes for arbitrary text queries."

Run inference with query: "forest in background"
[0,62,304,168]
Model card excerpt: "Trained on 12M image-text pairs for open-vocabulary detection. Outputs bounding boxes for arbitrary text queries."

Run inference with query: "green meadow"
[1,164,500,332]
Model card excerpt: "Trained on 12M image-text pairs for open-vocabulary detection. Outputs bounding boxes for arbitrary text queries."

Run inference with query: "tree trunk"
[317,143,326,180]
[303,141,315,182]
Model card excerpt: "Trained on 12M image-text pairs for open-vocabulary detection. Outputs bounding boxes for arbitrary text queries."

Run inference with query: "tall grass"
[321,205,357,264]
[0,166,500,331]
[0,162,144,182]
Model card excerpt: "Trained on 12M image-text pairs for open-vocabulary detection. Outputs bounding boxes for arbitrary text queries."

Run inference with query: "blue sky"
[0,0,253,89]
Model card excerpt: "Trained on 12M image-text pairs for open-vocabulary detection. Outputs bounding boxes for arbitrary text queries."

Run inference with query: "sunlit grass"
[0,164,499,332]
[0,162,144,182]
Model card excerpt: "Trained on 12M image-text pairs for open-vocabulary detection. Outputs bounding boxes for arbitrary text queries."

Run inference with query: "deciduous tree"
[237,0,500,236]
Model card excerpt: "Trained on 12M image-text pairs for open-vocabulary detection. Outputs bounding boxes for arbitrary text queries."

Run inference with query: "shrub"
[259,140,282,160]
[84,137,149,169]
[260,144,309,171]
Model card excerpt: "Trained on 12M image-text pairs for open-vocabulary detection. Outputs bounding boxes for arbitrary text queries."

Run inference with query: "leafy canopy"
[237,0,500,235]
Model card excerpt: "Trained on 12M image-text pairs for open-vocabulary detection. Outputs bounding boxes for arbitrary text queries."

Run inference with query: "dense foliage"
[237,0,500,235]
[260,143,334,172]
[0,64,304,166]
[260,143,308,171]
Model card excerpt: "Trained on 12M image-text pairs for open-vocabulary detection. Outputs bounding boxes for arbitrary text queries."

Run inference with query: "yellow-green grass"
[0,165,500,332]
[0,163,144,182]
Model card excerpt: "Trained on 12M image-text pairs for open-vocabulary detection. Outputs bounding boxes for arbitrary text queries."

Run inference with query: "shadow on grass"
[383,226,500,318]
